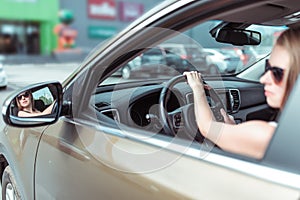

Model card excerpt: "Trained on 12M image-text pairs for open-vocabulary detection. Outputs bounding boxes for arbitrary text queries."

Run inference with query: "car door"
[34,1,300,199]
[35,119,300,199]
[262,74,300,188]
[34,43,300,200]
[34,75,300,199]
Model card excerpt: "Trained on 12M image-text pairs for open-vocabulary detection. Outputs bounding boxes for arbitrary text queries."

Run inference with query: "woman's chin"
[267,99,280,109]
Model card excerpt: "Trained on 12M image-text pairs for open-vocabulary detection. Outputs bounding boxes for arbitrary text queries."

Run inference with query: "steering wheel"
[159,74,226,140]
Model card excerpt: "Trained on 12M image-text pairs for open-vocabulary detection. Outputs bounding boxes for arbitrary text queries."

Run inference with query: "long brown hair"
[275,28,300,108]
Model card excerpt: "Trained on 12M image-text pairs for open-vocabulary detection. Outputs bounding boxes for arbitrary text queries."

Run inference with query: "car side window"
[93,20,287,160]
[108,20,279,86]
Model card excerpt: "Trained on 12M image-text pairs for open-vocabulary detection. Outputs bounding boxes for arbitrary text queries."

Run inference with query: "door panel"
[35,120,299,199]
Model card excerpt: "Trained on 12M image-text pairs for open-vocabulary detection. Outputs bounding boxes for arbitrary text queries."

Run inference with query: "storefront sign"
[119,2,144,22]
[88,26,117,39]
[88,0,117,20]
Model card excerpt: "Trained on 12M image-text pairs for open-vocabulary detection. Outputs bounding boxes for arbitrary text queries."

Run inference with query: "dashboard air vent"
[228,89,241,113]
[95,102,110,109]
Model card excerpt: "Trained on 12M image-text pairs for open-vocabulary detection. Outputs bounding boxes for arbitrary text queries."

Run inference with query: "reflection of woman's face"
[17,92,31,108]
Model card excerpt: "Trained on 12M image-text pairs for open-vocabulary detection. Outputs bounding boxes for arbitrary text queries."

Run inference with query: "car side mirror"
[2,81,63,127]
[215,28,261,46]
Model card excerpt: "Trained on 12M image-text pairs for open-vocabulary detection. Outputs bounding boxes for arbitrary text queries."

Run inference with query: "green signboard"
[88,26,117,39]
[0,0,59,55]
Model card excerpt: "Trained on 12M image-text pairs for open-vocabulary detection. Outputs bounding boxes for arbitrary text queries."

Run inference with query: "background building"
[0,0,59,55]
[0,0,163,56]
[59,0,163,54]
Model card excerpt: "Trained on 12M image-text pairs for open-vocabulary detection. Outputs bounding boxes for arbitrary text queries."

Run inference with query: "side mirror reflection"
[13,88,56,118]
[2,82,62,127]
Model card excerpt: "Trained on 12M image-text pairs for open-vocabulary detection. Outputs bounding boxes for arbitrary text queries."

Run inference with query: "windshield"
[103,21,286,85]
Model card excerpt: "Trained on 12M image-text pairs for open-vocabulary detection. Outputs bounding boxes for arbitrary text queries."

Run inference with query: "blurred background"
[0,0,283,65]
[0,0,163,63]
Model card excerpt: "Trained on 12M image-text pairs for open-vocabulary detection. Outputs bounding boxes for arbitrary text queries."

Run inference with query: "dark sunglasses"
[17,92,30,100]
[262,59,284,84]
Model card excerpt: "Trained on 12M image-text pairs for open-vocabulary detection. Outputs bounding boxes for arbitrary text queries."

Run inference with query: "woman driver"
[16,91,55,117]
[184,28,300,159]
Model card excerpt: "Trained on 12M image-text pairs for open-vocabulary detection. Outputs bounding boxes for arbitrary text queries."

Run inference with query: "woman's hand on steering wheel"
[183,71,205,91]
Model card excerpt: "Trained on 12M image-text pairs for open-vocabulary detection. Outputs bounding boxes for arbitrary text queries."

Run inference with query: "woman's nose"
[260,70,271,84]
[20,96,27,100]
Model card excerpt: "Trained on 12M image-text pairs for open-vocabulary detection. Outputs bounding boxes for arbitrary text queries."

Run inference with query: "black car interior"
[89,0,299,143]
[93,74,278,143]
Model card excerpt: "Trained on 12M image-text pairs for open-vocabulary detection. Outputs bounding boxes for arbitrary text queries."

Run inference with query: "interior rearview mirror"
[215,28,261,46]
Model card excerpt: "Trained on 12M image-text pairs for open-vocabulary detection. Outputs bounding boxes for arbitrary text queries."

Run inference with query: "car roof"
[218,0,300,27]
[128,0,300,30]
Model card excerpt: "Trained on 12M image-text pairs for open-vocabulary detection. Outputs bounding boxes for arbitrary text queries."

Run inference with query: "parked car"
[2,1,300,199]
[159,43,211,73]
[217,47,245,73]
[240,46,258,65]
[118,47,195,79]
[0,61,7,89]
[120,56,142,79]
[203,48,248,73]
[203,48,228,73]
[236,46,259,72]
[141,47,168,65]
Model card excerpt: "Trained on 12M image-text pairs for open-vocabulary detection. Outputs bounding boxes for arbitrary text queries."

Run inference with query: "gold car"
[2,0,300,199]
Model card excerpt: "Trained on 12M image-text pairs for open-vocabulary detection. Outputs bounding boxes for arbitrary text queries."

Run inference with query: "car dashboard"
[92,77,274,138]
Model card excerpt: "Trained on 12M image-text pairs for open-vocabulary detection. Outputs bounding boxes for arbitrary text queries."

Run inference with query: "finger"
[183,71,193,79]
[190,71,200,80]
[220,108,228,119]
[220,108,225,115]
[183,72,192,84]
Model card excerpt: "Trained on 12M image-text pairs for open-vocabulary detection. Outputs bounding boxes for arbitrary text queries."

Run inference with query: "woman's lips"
[21,100,28,104]
[264,89,272,97]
